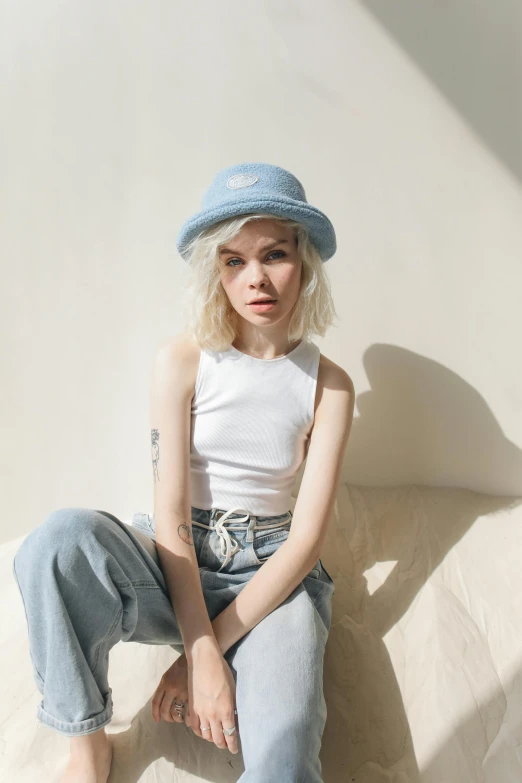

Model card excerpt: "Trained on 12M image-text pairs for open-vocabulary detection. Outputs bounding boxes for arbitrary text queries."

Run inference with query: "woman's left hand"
[151,651,190,724]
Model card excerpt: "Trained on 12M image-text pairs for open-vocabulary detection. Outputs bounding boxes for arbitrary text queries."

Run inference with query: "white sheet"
[2,485,522,782]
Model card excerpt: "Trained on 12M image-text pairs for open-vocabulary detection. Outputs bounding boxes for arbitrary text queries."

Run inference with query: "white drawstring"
[191,506,250,571]
[214,506,251,570]
[192,506,291,571]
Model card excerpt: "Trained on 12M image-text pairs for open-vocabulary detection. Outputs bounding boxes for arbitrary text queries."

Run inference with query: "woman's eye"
[225,251,286,267]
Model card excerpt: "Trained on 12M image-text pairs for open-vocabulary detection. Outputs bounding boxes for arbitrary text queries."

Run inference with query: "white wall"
[2,0,521,543]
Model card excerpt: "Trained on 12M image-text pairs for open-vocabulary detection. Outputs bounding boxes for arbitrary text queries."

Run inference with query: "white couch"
[2,484,522,782]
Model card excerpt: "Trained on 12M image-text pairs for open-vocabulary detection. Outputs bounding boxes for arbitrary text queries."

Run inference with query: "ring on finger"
[223,725,236,736]
[171,700,185,717]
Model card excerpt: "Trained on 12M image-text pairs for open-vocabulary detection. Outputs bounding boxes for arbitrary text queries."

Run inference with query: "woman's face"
[218,219,302,328]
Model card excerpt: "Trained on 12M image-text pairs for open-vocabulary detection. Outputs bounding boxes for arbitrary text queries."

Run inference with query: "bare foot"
[60,732,113,783]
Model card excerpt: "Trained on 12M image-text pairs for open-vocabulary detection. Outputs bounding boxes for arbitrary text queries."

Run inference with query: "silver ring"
[223,725,236,736]
[200,725,211,731]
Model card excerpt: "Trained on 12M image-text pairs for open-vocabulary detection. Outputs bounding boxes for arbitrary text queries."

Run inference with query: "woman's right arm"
[149,334,219,663]
[150,335,239,751]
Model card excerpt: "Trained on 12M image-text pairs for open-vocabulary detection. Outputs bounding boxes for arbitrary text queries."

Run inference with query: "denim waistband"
[192,506,293,571]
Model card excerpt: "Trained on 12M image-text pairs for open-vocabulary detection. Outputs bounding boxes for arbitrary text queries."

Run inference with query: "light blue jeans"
[12,505,335,781]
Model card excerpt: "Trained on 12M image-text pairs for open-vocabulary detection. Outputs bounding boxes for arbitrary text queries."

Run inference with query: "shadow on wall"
[342,343,522,494]
[288,343,522,780]
[361,0,522,182]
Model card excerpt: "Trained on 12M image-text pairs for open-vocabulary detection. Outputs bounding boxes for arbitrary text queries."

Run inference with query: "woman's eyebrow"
[219,239,290,256]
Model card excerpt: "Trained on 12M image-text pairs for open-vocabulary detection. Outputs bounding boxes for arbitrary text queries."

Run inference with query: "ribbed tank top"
[189,339,321,516]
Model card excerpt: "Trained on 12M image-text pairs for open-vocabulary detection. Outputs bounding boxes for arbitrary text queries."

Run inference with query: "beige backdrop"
[2,1,521,781]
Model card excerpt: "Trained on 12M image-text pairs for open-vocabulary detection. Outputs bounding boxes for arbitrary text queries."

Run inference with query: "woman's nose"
[249,265,270,283]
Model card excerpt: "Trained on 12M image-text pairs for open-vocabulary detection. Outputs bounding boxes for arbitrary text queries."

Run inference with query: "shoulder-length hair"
[180,213,339,351]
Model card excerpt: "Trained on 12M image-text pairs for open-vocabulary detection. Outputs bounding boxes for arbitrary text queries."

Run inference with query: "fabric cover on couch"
[2,485,521,782]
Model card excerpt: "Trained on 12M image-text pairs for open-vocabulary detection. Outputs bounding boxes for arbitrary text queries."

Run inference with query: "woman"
[12,162,355,783]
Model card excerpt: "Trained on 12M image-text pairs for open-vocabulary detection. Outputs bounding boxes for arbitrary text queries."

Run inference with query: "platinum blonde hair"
[180,213,339,351]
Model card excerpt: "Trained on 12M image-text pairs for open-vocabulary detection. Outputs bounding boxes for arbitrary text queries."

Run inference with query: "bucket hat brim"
[176,188,336,263]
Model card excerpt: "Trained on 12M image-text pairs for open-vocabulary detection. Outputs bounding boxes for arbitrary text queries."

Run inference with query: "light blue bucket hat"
[175,162,337,263]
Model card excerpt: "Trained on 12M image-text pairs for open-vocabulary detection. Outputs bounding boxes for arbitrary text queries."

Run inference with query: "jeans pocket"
[190,522,209,551]
[304,559,335,590]
[252,527,290,564]
[320,559,335,585]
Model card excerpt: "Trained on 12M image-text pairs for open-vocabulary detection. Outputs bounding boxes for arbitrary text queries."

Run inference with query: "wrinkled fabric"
[10,505,334,781]
[5,486,521,782]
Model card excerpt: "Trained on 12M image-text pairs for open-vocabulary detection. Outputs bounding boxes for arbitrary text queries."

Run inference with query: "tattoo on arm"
[151,428,192,546]
[151,428,160,482]
[178,524,194,546]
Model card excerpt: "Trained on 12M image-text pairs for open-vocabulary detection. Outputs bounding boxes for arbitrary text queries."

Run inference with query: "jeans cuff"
[36,688,113,736]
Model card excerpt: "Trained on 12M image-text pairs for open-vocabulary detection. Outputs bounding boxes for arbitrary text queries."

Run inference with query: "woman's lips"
[247,300,277,312]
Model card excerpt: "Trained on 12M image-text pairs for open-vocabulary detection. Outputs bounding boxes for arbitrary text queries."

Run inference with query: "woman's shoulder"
[317,350,354,394]
[311,350,354,421]
[155,332,201,359]
[153,333,202,397]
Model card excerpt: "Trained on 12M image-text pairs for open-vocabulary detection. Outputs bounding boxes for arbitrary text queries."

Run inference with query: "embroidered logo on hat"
[227,174,259,189]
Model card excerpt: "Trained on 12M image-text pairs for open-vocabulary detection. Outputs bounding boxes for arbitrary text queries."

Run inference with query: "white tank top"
[190,339,321,516]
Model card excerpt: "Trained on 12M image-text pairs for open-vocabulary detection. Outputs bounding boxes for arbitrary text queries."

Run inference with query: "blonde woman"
[13,162,355,782]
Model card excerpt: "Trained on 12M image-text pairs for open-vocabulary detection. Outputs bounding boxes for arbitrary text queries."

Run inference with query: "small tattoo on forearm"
[178,524,194,546]
[151,428,160,482]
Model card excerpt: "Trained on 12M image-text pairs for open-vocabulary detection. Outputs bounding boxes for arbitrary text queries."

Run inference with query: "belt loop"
[246,516,256,543]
